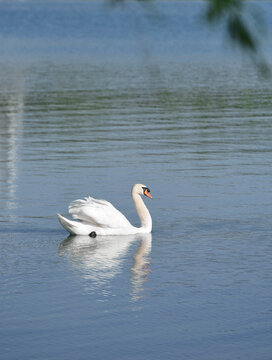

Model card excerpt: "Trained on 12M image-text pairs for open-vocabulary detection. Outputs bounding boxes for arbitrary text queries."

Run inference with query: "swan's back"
[69,196,132,229]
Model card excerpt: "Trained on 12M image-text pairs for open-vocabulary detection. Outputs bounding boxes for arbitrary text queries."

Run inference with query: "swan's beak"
[144,189,152,199]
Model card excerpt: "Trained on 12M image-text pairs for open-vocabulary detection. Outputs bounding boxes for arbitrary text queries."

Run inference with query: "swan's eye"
[142,187,152,198]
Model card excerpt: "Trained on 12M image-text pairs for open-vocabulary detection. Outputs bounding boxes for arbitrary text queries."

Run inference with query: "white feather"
[69,196,131,228]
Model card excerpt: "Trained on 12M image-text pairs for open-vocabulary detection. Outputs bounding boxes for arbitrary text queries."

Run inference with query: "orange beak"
[144,189,152,198]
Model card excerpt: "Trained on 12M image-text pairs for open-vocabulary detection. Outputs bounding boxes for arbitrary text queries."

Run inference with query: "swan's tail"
[57,213,94,236]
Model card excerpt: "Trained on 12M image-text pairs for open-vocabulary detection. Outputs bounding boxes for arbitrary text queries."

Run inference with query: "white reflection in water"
[0,89,24,214]
[59,233,152,300]
[130,235,152,302]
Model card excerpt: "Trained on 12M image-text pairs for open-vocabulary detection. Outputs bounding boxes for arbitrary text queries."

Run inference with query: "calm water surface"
[0,1,272,360]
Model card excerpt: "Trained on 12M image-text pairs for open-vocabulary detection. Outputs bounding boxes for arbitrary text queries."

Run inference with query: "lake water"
[0,1,272,359]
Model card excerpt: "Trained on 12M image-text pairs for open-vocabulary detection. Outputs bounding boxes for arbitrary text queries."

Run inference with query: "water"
[1,1,272,359]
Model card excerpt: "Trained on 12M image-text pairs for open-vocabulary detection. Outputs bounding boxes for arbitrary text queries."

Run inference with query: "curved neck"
[132,192,152,232]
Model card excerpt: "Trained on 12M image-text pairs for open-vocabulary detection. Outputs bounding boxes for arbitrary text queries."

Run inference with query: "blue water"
[0,1,272,360]
[0,0,257,61]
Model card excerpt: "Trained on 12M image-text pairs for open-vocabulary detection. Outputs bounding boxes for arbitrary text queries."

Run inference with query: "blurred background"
[0,1,272,360]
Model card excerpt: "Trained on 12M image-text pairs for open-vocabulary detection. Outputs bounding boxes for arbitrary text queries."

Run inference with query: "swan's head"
[132,184,152,199]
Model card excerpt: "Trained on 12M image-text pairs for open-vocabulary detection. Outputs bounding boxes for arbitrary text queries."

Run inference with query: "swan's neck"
[132,192,152,232]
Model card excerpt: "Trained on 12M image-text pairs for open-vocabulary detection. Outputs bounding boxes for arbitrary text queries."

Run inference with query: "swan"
[57,184,152,236]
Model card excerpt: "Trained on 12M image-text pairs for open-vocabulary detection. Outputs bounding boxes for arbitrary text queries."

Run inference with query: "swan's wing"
[68,196,132,229]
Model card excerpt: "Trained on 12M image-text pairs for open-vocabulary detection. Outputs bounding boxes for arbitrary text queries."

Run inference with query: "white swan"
[57,184,152,236]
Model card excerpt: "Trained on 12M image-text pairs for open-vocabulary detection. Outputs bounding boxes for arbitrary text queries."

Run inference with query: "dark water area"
[0,1,272,360]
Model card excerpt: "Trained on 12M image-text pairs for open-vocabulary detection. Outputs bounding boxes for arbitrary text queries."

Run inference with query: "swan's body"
[57,184,152,236]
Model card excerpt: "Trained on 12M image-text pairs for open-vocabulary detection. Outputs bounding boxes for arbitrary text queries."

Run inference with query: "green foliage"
[206,0,242,21]
[109,0,269,74]
[227,14,255,50]
[205,0,269,74]
[206,0,256,51]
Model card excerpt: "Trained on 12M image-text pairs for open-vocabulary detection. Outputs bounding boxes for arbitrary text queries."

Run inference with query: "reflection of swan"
[57,184,152,236]
[130,234,152,302]
[58,233,152,298]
